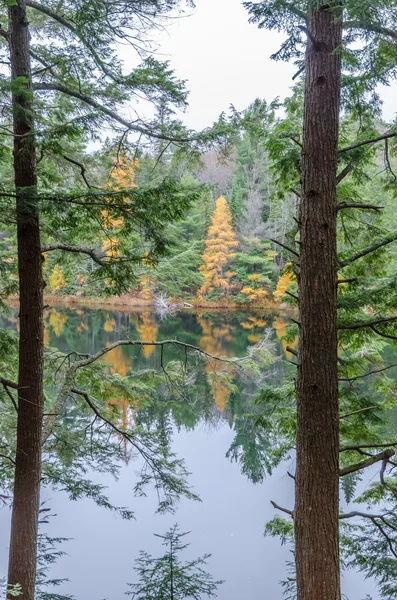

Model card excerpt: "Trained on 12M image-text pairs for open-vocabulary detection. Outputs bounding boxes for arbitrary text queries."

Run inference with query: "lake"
[0,306,379,599]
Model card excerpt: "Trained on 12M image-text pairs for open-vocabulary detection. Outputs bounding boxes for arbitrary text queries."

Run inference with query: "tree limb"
[341,442,397,453]
[343,21,397,41]
[340,449,395,476]
[338,232,397,268]
[33,83,192,143]
[270,238,300,258]
[336,202,383,212]
[339,131,397,154]
[0,377,18,413]
[62,155,97,189]
[339,363,397,382]
[336,161,356,184]
[338,315,397,331]
[271,500,294,519]
[339,406,377,419]
[41,243,107,266]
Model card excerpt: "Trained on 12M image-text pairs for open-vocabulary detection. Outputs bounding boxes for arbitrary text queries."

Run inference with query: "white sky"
[126,0,396,130]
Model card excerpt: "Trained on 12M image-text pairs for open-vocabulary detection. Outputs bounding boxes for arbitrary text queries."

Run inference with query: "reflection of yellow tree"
[240,316,267,345]
[48,309,68,337]
[104,317,116,332]
[102,345,131,378]
[198,316,236,412]
[136,312,158,358]
[273,317,298,360]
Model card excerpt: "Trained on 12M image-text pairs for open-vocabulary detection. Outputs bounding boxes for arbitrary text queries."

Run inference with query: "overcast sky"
[123,0,396,130]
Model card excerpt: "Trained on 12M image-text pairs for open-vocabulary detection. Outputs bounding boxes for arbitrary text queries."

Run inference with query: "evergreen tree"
[245,1,397,599]
[127,525,223,600]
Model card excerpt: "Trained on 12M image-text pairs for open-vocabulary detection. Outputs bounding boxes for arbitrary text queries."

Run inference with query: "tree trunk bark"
[7,2,44,599]
[295,4,342,600]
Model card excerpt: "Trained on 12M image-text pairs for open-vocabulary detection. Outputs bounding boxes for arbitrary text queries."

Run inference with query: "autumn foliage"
[199,196,238,297]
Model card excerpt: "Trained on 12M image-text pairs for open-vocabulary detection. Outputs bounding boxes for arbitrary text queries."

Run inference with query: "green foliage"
[127,524,223,600]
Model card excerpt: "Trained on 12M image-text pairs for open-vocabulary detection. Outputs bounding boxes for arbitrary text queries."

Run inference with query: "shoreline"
[7,294,291,314]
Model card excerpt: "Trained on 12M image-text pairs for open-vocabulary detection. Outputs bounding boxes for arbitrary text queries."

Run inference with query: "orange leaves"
[199,196,238,297]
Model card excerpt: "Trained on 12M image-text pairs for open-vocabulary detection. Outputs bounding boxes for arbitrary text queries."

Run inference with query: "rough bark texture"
[295,4,342,600]
[7,2,44,599]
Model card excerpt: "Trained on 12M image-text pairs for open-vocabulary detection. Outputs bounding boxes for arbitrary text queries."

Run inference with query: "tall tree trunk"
[295,4,342,600]
[7,2,44,599]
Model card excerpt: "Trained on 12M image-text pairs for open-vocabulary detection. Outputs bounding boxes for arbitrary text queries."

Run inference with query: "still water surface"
[0,307,378,599]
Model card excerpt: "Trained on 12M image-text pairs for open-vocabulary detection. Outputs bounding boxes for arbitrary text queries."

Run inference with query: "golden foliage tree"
[273,266,296,302]
[47,264,67,293]
[101,157,138,259]
[199,196,238,297]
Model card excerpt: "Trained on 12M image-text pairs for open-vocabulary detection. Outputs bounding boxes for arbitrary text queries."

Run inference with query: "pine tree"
[245,2,397,599]
[199,196,238,298]
[127,525,223,600]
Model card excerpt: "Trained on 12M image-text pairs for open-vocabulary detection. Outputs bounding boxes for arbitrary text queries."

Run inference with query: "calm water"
[0,307,378,599]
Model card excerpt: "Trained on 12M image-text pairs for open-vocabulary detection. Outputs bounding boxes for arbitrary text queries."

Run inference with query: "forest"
[1,1,397,599]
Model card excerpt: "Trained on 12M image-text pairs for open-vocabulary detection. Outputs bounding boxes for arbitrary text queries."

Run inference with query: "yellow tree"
[101,156,138,259]
[199,196,238,297]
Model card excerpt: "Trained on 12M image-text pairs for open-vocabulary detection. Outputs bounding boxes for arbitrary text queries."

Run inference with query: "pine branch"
[339,131,397,154]
[340,442,397,453]
[336,161,356,184]
[0,377,18,412]
[338,316,397,331]
[336,202,383,212]
[62,155,97,189]
[340,449,395,477]
[339,406,377,419]
[26,0,125,85]
[339,363,397,382]
[33,83,192,143]
[370,325,397,341]
[338,232,397,268]
[343,21,397,41]
[41,243,107,266]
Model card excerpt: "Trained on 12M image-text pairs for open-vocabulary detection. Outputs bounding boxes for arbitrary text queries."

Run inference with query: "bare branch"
[340,449,395,476]
[270,238,300,258]
[271,500,294,519]
[62,155,98,189]
[337,278,358,285]
[0,377,18,413]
